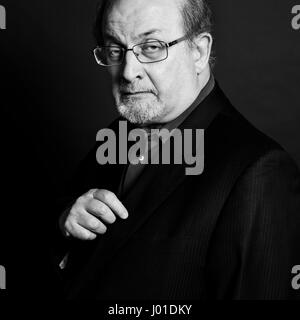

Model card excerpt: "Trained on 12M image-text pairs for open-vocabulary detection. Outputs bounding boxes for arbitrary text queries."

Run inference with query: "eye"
[108,47,122,57]
[141,42,163,53]
[106,47,123,62]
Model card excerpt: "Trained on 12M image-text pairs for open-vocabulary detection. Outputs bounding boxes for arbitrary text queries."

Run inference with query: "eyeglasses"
[93,35,188,67]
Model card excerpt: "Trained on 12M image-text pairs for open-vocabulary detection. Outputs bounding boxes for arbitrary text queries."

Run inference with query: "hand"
[59,189,128,240]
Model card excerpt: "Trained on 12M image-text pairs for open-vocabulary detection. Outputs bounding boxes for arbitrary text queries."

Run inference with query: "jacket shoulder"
[207,84,291,169]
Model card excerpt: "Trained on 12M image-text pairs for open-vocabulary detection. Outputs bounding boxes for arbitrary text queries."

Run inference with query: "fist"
[59,189,128,240]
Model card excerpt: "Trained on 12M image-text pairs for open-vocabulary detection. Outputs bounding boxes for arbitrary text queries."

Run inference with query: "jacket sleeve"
[50,145,101,269]
[205,149,300,300]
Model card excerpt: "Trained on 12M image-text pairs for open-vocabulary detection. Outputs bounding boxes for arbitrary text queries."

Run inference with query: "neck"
[196,66,211,95]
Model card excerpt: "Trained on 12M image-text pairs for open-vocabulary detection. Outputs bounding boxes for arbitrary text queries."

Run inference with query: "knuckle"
[69,208,82,221]
[77,228,90,240]
[89,188,97,195]
[90,188,98,198]
[87,219,100,230]
[98,202,109,216]
[64,219,72,232]
[65,221,77,237]
[87,200,96,212]
[69,208,77,217]
[101,189,113,202]
[75,196,83,204]
[76,194,88,205]
[93,200,104,213]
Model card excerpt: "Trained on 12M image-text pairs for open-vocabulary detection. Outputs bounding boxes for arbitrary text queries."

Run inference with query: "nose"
[121,49,143,82]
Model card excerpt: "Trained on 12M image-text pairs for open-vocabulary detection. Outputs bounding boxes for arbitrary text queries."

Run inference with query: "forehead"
[103,0,184,41]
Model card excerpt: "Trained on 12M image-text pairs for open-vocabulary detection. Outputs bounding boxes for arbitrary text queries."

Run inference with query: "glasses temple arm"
[167,35,189,48]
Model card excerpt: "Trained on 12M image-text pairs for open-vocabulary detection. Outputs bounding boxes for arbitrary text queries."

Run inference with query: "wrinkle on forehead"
[104,0,183,43]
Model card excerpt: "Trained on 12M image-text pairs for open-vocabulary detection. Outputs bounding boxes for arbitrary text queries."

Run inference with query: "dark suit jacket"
[58,83,300,300]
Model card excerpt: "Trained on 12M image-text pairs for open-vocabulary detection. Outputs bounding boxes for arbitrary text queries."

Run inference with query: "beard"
[114,86,169,124]
[117,95,167,124]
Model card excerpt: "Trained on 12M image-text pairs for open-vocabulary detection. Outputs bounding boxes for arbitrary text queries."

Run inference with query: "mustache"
[118,82,157,95]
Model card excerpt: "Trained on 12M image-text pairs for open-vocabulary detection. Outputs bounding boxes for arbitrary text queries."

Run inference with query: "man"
[56,0,300,299]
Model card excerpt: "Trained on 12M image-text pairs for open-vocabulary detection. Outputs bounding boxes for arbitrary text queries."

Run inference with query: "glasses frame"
[93,35,188,66]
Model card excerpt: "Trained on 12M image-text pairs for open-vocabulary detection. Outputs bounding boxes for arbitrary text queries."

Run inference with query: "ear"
[191,33,213,74]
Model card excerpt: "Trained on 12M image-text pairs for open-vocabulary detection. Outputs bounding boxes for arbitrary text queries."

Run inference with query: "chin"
[116,99,168,124]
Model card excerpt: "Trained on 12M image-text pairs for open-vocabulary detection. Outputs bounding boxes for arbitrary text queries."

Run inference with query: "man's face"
[103,0,200,124]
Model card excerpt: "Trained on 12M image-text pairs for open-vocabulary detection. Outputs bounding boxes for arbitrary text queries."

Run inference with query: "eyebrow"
[103,33,123,45]
[137,29,162,39]
[103,28,162,44]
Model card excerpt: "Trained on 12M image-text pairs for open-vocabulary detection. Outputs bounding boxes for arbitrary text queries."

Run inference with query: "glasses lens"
[94,47,123,66]
[135,41,167,63]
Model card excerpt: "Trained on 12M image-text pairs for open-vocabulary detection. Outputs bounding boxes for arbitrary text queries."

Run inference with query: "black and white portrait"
[1,0,300,303]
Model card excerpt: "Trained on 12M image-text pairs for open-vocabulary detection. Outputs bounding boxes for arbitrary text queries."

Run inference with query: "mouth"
[121,91,153,96]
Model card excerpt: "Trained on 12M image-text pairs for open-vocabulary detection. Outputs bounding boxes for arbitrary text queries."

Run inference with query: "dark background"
[1,0,299,297]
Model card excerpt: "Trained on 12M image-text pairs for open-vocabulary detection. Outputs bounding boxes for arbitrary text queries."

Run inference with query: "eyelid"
[104,38,163,47]
[108,45,123,49]
[105,42,123,48]
[142,38,163,43]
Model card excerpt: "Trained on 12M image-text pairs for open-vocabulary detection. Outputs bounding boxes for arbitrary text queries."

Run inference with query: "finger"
[86,198,116,224]
[93,189,128,219]
[76,211,108,235]
[65,220,97,241]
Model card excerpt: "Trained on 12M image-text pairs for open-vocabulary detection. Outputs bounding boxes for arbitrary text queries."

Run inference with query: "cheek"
[148,59,186,104]
[109,72,121,98]
[108,67,120,84]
